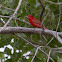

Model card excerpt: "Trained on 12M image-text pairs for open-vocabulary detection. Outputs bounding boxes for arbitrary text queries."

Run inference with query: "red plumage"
[26,15,48,29]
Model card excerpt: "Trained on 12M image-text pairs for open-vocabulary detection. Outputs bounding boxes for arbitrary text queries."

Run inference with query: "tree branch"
[39,0,45,21]
[0,0,22,32]
[0,27,62,44]
[47,50,51,62]
[14,33,55,62]
[0,15,30,25]
[0,4,15,11]
[45,0,62,4]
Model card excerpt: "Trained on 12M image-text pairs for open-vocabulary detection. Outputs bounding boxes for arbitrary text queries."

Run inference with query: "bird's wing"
[32,18,41,25]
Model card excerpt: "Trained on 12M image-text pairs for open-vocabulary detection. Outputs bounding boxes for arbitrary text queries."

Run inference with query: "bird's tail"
[44,26,48,29]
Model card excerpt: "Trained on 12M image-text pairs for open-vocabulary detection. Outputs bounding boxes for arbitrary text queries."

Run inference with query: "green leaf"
[21,57,28,62]
[2,9,9,15]
[57,57,62,62]
[4,47,11,55]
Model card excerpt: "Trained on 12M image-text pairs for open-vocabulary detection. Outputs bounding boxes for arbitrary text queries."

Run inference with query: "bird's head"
[25,15,34,19]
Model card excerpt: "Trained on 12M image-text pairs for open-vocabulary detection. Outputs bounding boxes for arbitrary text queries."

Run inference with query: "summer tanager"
[26,15,48,29]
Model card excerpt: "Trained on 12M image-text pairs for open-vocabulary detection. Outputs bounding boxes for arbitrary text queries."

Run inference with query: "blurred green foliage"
[0,0,62,62]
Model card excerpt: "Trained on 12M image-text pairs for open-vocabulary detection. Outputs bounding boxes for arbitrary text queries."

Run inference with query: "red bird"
[26,15,48,29]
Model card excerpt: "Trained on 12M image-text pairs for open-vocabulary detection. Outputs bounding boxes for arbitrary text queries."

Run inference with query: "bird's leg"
[39,0,45,30]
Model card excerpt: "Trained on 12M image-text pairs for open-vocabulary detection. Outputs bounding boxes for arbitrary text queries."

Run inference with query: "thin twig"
[42,35,47,41]
[13,33,55,62]
[0,0,22,32]
[0,4,15,11]
[54,13,62,17]
[51,47,62,50]
[56,0,61,35]
[0,15,30,25]
[14,33,37,48]
[40,10,51,42]
[54,51,62,53]
[39,0,45,29]
[47,50,51,62]
[15,20,19,27]
[46,37,54,46]
[0,18,5,24]
[42,10,51,23]
[45,0,62,5]
[31,46,44,62]
[39,0,45,21]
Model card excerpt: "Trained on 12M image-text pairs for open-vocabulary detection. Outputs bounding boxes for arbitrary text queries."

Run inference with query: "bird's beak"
[25,16,28,18]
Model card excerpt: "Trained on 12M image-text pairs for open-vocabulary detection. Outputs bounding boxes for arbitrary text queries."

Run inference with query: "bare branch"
[13,33,55,62]
[51,47,62,50]
[31,46,44,62]
[56,0,61,36]
[39,0,45,29]
[0,18,5,24]
[58,32,62,37]
[53,33,62,44]
[47,50,51,62]
[54,51,62,53]
[15,19,19,27]
[0,0,22,32]
[0,15,30,25]
[39,0,45,21]
[46,37,54,46]
[0,4,15,11]
[42,10,51,22]
[45,0,62,5]
[0,27,62,44]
